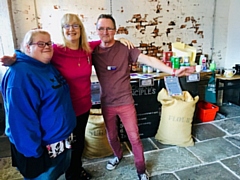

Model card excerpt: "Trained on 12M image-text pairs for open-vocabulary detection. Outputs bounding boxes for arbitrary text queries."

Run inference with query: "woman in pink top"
[52,13,99,180]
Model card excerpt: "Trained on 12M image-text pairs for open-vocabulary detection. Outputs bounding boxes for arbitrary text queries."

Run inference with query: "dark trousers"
[65,110,89,180]
[11,143,71,180]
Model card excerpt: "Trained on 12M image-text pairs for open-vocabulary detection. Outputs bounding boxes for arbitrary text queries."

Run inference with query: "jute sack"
[83,114,113,159]
[90,108,102,115]
[155,88,199,147]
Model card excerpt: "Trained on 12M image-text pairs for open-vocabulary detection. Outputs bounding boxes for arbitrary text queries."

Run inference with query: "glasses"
[97,27,115,32]
[30,41,53,48]
[63,24,80,30]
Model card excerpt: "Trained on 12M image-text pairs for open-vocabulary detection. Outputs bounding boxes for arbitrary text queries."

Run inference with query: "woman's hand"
[0,53,16,66]
[119,38,134,49]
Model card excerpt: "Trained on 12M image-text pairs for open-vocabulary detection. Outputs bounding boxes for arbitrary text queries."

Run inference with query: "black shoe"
[79,167,92,180]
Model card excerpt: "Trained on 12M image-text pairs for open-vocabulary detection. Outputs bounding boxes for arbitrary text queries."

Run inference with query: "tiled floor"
[1,103,240,180]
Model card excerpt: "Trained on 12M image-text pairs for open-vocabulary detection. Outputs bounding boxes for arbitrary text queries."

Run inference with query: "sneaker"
[106,156,121,170]
[138,171,149,180]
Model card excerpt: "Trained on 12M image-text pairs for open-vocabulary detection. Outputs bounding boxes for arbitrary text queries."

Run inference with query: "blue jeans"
[102,104,146,174]
[24,149,71,180]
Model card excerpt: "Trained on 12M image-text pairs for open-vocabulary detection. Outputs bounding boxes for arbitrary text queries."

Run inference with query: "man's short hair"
[96,14,116,29]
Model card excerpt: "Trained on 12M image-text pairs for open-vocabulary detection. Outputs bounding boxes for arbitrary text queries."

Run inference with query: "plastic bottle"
[201,57,207,70]
[171,57,180,69]
[142,65,148,73]
[199,55,205,65]
[209,60,216,71]
[147,66,153,73]
[131,62,137,72]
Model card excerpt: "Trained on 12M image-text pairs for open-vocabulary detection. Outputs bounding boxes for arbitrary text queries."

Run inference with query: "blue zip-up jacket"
[1,50,76,158]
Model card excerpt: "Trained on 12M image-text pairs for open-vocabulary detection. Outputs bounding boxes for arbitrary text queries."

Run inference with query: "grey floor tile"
[214,117,240,135]
[150,137,175,149]
[225,135,240,147]
[221,155,240,177]
[83,156,139,180]
[126,138,158,152]
[187,137,240,163]
[175,162,240,180]
[218,103,240,118]
[1,102,240,180]
[83,154,110,165]
[151,173,178,180]
[141,138,158,152]
[192,123,226,141]
[144,147,201,176]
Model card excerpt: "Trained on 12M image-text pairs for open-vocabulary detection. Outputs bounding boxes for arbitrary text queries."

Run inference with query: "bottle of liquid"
[142,65,148,73]
[171,57,180,69]
[209,60,216,71]
[199,54,205,65]
[147,66,153,73]
[131,62,137,72]
[201,57,207,70]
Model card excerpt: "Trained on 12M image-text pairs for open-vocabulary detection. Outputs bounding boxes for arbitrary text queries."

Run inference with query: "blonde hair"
[20,29,50,53]
[61,13,91,53]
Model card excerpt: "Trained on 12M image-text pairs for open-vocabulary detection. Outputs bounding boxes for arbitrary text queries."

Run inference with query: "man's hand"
[175,66,195,77]
[0,54,16,66]
[119,38,134,49]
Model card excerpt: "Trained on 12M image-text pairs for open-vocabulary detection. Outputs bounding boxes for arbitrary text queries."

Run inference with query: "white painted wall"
[9,0,215,60]
[224,0,240,68]
[0,0,15,55]
[1,0,239,69]
[0,0,13,81]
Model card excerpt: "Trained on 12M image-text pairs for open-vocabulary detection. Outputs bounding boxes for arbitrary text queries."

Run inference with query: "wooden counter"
[216,74,240,80]
[216,74,240,105]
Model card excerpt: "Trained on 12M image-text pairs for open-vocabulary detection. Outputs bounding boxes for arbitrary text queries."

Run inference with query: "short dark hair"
[96,14,116,29]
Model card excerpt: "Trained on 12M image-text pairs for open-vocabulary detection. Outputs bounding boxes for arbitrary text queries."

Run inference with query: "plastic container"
[142,65,148,73]
[209,60,216,71]
[201,58,207,70]
[147,66,153,73]
[197,101,219,122]
[171,56,180,69]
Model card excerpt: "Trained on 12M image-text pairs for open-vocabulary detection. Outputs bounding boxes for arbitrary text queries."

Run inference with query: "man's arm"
[137,53,195,77]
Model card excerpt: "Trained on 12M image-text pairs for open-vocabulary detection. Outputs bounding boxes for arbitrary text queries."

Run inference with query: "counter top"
[91,71,212,83]
[216,74,240,80]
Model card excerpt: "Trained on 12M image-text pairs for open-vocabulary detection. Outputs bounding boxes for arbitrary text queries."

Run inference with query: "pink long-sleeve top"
[52,41,100,116]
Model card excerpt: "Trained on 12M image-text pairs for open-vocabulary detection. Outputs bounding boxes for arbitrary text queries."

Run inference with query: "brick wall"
[9,0,216,61]
[4,0,239,67]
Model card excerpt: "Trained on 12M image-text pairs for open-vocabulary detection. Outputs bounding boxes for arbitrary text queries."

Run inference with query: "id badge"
[164,76,182,96]
[107,66,117,70]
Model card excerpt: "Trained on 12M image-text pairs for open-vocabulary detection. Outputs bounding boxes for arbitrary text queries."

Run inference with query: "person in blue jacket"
[0,29,76,180]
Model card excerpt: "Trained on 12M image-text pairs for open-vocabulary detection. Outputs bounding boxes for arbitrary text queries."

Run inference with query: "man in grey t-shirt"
[92,14,194,180]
